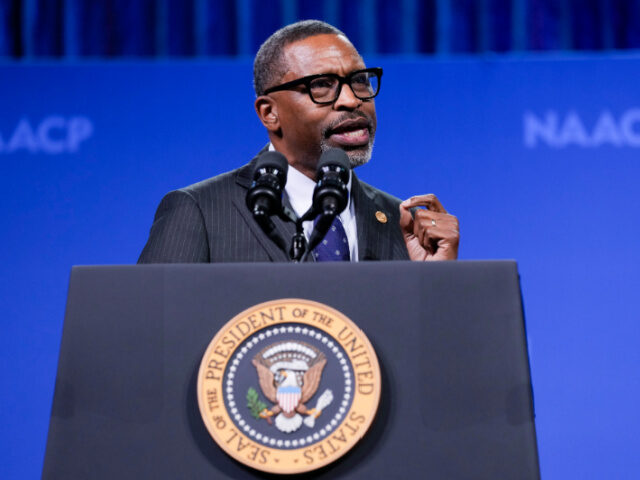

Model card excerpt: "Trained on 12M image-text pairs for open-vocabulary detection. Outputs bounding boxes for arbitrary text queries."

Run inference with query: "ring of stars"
[224,325,353,449]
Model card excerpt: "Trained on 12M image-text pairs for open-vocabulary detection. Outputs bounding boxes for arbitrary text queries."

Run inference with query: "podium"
[43,261,539,479]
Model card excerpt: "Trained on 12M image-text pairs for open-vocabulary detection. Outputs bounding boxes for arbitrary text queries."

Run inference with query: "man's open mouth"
[326,118,371,147]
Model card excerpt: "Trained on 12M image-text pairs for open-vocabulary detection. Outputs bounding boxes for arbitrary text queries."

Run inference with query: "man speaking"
[138,20,459,263]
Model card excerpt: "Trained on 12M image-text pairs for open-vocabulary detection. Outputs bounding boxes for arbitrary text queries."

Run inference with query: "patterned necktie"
[312,216,351,262]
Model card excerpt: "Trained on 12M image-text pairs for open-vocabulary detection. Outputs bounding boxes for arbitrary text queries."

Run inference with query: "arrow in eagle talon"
[304,389,334,428]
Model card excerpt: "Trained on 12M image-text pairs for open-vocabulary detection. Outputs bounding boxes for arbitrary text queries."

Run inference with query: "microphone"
[246,151,289,253]
[303,149,350,260]
[246,151,288,217]
[311,148,350,217]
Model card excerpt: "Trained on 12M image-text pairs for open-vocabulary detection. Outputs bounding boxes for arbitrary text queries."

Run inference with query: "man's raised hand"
[399,194,460,261]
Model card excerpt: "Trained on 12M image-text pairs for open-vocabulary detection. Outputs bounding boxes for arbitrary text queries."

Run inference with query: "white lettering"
[619,109,640,147]
[8,119,39,153]
[591,111,623,147]
[524,111,559,148]
[524,109,640,148]
[67,116,93,152]
[0,116,93,154]
[37,115,67,154]
[558,112,589,147]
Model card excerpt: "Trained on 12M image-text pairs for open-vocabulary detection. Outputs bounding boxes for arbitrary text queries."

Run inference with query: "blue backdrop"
[1,55,639,479]
[3,0,640,57]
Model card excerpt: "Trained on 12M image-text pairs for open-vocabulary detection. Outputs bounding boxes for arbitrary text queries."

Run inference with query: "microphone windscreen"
[317,148,350,172]
[255,151,289,173]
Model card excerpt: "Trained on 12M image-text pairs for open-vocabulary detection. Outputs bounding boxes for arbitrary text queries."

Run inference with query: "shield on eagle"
[276,385,301,414]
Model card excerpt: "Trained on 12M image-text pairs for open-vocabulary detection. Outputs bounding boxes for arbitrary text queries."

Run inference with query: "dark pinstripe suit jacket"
[138,154,410,263]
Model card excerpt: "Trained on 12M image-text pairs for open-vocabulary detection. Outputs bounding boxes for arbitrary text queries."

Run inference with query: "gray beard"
[319,136,375,168]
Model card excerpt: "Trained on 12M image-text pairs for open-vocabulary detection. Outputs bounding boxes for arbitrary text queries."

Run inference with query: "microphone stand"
[290,223,306,262]
[278,206,308,263]
[253,201,315,263]
[251,200,308,262]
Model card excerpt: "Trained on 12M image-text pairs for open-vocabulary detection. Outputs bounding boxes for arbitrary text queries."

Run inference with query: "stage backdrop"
[1,55,639,479]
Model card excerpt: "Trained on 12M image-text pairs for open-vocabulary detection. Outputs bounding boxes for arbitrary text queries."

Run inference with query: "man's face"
[266,34,377,178]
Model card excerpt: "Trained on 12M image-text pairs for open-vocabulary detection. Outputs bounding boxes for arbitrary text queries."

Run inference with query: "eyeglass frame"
[262,67,383,105]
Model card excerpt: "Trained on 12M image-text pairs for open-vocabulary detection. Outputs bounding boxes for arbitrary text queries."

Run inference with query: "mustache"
[322,111,373,137]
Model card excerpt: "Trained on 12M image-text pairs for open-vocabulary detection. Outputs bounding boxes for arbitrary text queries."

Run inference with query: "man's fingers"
[413,210,458,232]
[413,210,460,249]
[400,194,448,214]
[398,201,414,232]
[414,223,459,244]
[399,193,459,261]
[399,198,458,240]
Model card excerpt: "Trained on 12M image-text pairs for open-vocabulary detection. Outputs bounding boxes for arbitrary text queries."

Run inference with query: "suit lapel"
[232,153,295,262]
[353,174,409,261]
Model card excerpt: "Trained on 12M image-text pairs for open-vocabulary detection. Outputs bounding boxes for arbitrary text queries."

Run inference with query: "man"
[138,20,459,263]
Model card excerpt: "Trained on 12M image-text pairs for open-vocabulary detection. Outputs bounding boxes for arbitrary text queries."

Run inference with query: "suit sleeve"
[138,190,210,263]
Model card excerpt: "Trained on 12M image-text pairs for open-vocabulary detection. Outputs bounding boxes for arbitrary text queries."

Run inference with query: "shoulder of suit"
[355,176,403,208]
[170,149,263,200]
[183,168,240,193]
[163,162,252,201]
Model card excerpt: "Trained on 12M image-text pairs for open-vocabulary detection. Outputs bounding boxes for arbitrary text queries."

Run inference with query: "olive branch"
[247,387,268,419]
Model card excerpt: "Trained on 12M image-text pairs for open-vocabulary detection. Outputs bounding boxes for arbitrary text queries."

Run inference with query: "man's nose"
[333,83,361,110]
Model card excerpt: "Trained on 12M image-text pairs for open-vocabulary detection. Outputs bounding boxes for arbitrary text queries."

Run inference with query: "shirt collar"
[268,143,353,220]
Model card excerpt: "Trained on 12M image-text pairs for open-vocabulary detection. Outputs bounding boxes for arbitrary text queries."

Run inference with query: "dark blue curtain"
[1,0,639,58]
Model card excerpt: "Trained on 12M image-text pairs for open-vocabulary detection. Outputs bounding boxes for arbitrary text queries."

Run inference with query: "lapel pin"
[375,211,387,224]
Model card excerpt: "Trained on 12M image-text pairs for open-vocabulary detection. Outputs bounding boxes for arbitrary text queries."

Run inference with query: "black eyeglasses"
[263,67,383,105]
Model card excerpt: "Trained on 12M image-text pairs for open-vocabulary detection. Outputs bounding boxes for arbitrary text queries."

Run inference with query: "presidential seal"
[197,299,381,474]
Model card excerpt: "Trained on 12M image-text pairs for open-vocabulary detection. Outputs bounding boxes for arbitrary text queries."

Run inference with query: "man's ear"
[255,96,280,133]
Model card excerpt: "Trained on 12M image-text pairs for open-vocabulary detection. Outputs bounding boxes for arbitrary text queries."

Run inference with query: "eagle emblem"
[251,340,333,433]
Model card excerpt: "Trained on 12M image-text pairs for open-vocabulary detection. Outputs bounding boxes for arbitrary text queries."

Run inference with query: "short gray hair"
[253,20,346,96]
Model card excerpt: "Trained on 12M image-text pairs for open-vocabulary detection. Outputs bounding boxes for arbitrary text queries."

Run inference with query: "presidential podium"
[43,261,540,479]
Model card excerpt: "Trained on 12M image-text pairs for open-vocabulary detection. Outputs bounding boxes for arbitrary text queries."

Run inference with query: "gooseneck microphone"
[246,151,289,253]
[312,148,350,217]
[302,148,351,260]
[246,151,288,217]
